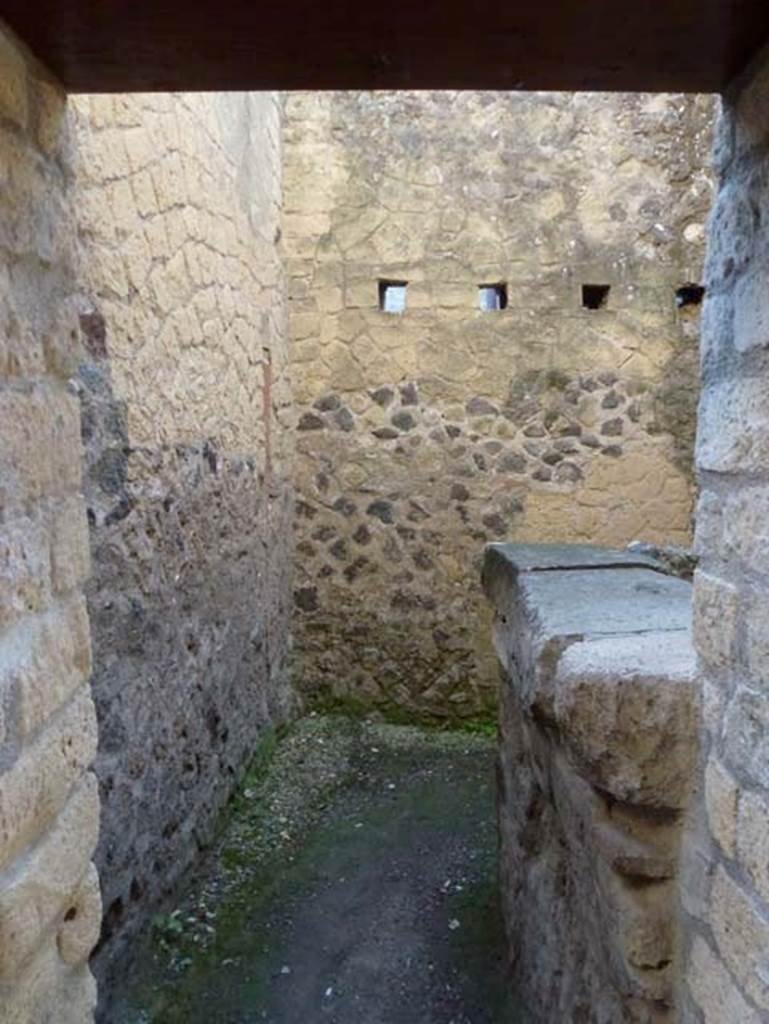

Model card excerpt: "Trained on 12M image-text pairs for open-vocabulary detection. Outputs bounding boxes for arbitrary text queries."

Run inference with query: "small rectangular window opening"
[582,284,611,310]
[379,280,408,314]
[478,283,508,311]
[676,284,706,308]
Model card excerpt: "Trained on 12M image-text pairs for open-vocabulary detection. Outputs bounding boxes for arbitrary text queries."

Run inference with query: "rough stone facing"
[284,90,714,720]
[0,22,99,1024]
[483,543,698,1023]
[682,42,769,1024]
[70,92,295,1000]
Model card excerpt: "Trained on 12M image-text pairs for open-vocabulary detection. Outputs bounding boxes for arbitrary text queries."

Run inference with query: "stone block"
[704,755,739,857]
[0,774,99,981]
[50,495,91,596]
[0,385,53,510]
[697,377,769,475]
[703,182,755,291]
[555,632,698,809]
[57,861,101,966]
[0,27,29,131]
[722,684,769,788]
[687,935,760,1024]
[710,866,769,1010]
[692,571,739,672]
[0,688,97,873]
[0,596,91,742]
[744,594,769,685]
[0,943,96,1024]
[723,484,769,574]
[0,511,52,630]
[734,261,769,352]
[737,789,769,905]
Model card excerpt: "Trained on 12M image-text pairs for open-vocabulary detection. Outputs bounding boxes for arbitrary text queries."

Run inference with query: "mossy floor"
[111,715,518,1023]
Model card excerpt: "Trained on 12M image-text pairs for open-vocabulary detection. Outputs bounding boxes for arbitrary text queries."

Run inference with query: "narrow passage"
[115,716,517,1023]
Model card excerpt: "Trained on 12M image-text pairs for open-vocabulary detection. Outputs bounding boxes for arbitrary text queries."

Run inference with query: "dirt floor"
[111,715,519,1023]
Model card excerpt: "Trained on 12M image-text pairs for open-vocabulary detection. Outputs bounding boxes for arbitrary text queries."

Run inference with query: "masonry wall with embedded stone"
[284,91,714,720]
[0,23,101,1024]
[681,48,769,1023]
[70,92,295,1002]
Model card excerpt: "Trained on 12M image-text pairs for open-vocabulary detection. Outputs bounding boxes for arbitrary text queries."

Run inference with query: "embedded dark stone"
[446,425,462,439]
[294,587,319,612]
[601,390,622,409]
[523,423,546,438]
[580,376,598,392]
[373,427,399,439]
[334,407,355,431]
[333,497,357,517]
[202,439,218,474]
[484,440,504,454]
[598,372,619,386]
[473,453,487,471]
[296,540,316,557]
[559,423,582,436]
[370,386,395,406]
[543,411,560,431]
[312,525,336,542]
[391,590,435,611]
[554,438,579,454]
[554,461,583,483]
[391,410,416,431]
[353,524,372,545]
[318,565,335,578]
[298,412,324,431]
[316,472,329,492]
[313,394,341,412]
[344,556,370,583]
[396,524,417,541]
[482,512,507,537]
[329,539,349,561]
[581,434,601,448]
[532,466,552,481]
[602,445,624,457]
[450,483,470,501]
[407,501,430,522]
[524,444,545,461]
[627,402,642,422]
[466,396,499,416]
[413,549,434,570]
[104,495,134,526]
[601,418,624,436]
[542,450,564,465]
[94,448,128,495]
[296,500,318,519]
[400,382,419,405]
[498,452,526,473]
[79,310,108,359]
[367,500,394,524]
[428,427,447,443]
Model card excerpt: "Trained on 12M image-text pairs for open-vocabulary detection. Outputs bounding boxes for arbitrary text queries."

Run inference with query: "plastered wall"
[682,52,769,1023]
[70,92,295,998]
[0,24,101,1024]
[284,91,714,720]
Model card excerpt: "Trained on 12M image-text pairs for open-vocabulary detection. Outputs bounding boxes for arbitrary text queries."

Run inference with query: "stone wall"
[0,23,101,1024]
[484,543,698,1023]
[70,92,295,998]
[284,91,714,720]
[682,51,769,1022]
